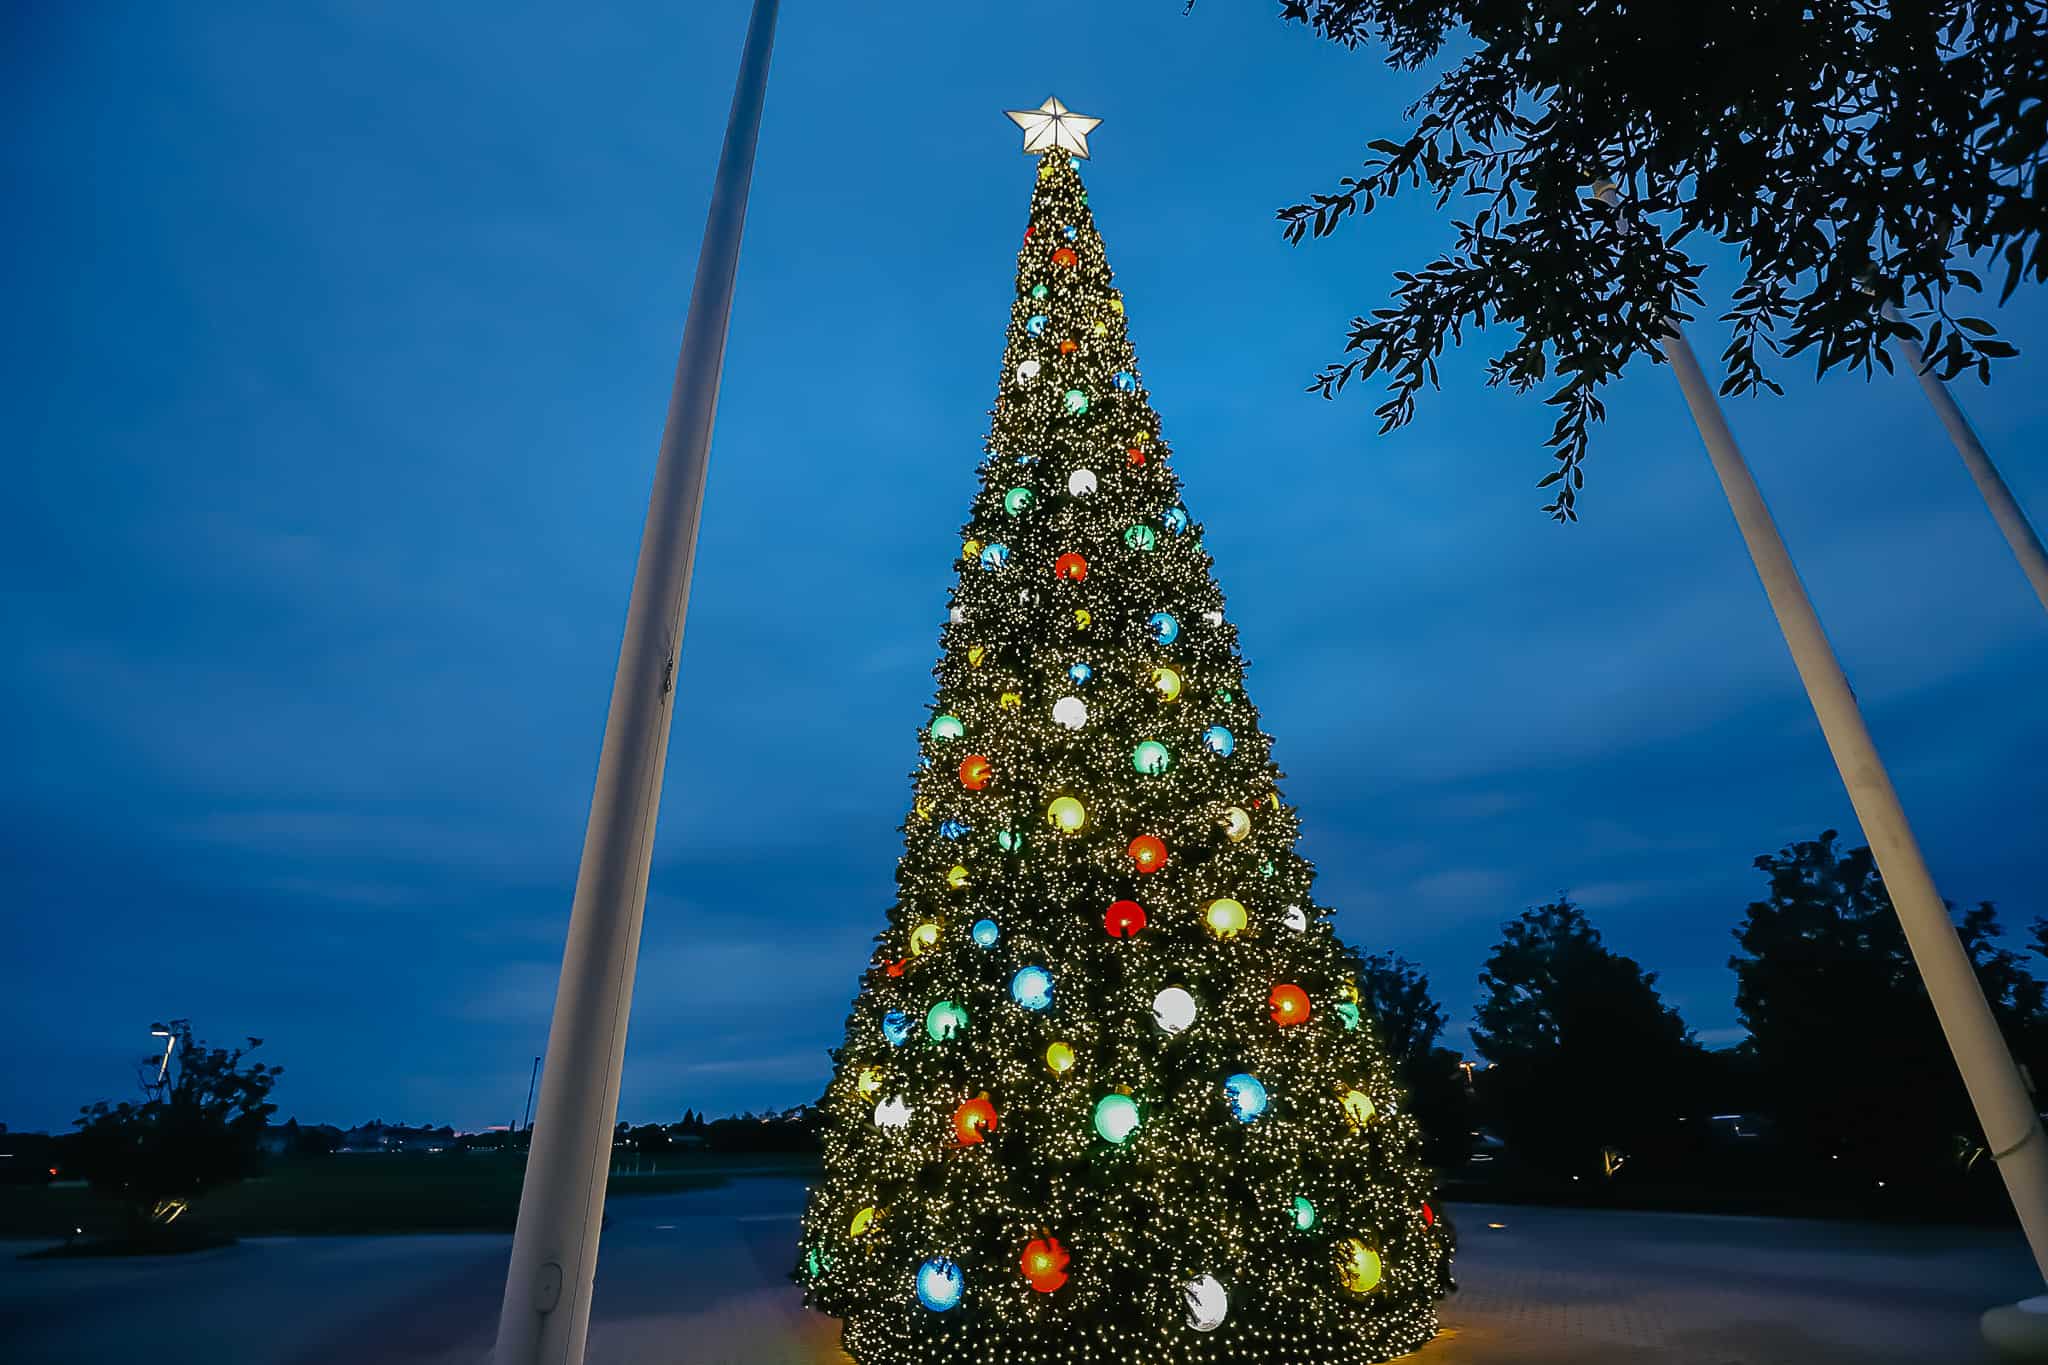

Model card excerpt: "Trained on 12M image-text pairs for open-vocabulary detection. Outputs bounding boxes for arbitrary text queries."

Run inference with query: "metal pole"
[521,1055,541,1133]
[1658,323,2048,1283]
[1882,300,2048,615]
[491,4,779,1362]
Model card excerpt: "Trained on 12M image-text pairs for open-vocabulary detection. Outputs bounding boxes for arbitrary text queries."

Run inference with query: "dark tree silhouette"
[1474,897,1702,1176]
[1733,830,2048,1187]
[1268,0,2048,519]
[1357,952,1469,1168]
[70,1021,281,1237]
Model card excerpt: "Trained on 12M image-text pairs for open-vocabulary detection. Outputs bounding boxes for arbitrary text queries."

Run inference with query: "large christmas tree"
[796,99,1451,1365]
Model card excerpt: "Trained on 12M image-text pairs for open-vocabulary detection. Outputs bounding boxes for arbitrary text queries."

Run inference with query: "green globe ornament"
[1031,283,1049,300]
[1004,486,1034,517]
[1062,389,1089,415]
[1334,1001,1362,1031]
[1291,1196,1317,1231]
[1124,525,1157,552]
[1093,1092,1140,1144]
[997,829,1025,854]
[926,1000,969,1042]
[1132,740,1171,776]
[929,714,965,741]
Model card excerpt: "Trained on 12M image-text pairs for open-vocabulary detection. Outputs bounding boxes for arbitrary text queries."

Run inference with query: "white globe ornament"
[1067,468,1098,497]
[1015,358,1042,385]
[1282,905,1309,933]
[1184,1275,1229,1331]
[1152,986,1197,1035]
[1052,696,1088,730]
[873,1096,913,1129]
[948,605,966,625]
[1201,609,1225,627]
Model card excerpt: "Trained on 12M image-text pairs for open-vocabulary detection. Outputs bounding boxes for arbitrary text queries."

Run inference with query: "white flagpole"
[1881,299,2048,615]
[492,4,779,1362]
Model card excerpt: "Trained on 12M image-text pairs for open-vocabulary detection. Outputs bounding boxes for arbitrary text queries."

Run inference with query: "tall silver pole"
[1657,322,2048,1338]
[492,3,779,1362]
[1882,300,2048,615]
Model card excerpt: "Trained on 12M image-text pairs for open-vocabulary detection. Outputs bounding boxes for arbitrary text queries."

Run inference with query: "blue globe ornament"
[971,918,999,949]
[916,1258,965,1312]
[1163,506,1190,535]
[1202,725,1236,758]
[1026,314,1049,336]
[1063,224,1078,240]
[882,1011,913,1047]
[1010,965,1054,1011]
[1062,389,1089,416]
[1148,611,1181,645]
[939,819,969,841]
[1224,1073,1269,1123]
[1112,370,1137,392]
[979,542,1011,571]
[1068,661,1093,685]
[1125,525,1158,552]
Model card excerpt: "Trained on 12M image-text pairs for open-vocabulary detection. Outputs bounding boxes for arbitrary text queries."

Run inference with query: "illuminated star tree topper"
[1004,95,1101,159]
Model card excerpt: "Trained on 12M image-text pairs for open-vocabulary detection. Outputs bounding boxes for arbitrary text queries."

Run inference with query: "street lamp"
[151,1028,177,1087]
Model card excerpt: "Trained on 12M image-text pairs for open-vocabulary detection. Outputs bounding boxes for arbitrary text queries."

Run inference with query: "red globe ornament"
[1052,247,1078,268]
[1055,552,1089,582]
[954,1093,998,1145]
[1127,834,1168,874]
[1420,1202,1436,1227]
[1021,1235,1070,1293]
[1023,225,1035,240]
[1127,447,1146,466]
[1269,984,1311,1026]
[1104,900,1147,938]
[959,754,993,790]
[885,958,907,978]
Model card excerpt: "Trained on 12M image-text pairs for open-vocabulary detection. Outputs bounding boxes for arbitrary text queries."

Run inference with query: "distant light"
[1486,1222,1506,1229]
[1709,1114,1741,1121]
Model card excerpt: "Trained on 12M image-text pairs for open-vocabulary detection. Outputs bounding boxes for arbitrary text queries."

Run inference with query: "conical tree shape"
[796,146,1450,1364]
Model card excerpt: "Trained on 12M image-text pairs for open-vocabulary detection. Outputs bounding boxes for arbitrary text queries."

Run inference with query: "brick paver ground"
[2,1176,2036,1363]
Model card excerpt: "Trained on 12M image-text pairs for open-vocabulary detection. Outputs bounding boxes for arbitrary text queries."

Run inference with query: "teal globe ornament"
[929,714,965,741]
[997,829,1025,854]
[1010,965,1053,1011]
[1026,314,1049,335]
[1132,740,1171,775]
[1148,611,1180,644]
[1202,725,1236,757]
[916,1258,965,1312]
[972,918,999,948]
[1030,283,1049,300]
[1062,389,1089,415]
[1004,486,1034,516]
[1093,1092,1140,1144]
[979,542,1011,571]
[1224,1073,1269,1123]
[1124,525,1157,552]
[1291,1195,1317,1231]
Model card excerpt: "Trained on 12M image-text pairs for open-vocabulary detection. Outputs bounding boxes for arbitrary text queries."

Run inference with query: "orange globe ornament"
[1055,552,1088,582]
[1127,834,1168,874]
[1021,1235,1070,1293]
[1269,984,1311,1026]
[1052,247,1078,268]
[1058,338,1078,355]
[954,1093,998,1145]
[959,755,993,790]
[1104,899,1147,938]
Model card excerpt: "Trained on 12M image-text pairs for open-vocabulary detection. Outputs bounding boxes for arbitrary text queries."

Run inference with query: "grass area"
[1,1150,821,1245]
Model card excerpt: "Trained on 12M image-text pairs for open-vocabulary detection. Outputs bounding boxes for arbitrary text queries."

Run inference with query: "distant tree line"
[1371,828,2048,1214]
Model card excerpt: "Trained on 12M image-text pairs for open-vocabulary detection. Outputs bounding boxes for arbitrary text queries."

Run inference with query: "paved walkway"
[1,1177,2036,1363]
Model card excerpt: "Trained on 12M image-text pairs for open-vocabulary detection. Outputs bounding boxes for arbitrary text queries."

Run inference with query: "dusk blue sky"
[7,4,2046,1134]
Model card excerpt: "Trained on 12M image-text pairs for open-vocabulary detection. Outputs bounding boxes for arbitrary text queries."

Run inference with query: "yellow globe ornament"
[856,1066,884,1099]
[1339,1238,1383,1293]
[963,539,981,559]
[1343,1088,1377,1132]
[968,645,987,668]
[1218,805,1252,842]
[946,864,970,890]
[1045,1041,1076,1075]
[1000,691,1022,710]
[1074,608,1091,630]
[1110,298,1125,314]
[1047,796,1088,835]
[1204,898,1249,939]
[1092,320,1107,336]
[912,798,933,822]
[850,1206,878,1239]
[910,921,941,956]
[1150,666,1184,702]
[1339,982,1361,1005]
